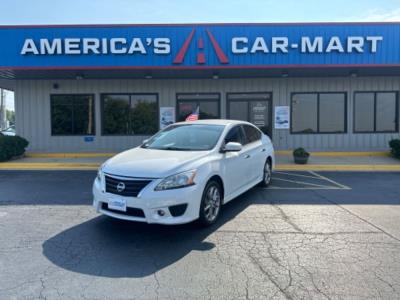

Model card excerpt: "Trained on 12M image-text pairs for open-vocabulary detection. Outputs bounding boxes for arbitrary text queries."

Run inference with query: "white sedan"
[93,119,274,226]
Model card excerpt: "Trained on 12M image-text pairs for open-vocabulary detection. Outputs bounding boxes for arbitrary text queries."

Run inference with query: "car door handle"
[244,154,251,159]
[261,148,266,152]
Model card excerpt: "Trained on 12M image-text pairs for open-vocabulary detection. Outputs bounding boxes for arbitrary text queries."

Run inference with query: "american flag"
[185,106,199,121]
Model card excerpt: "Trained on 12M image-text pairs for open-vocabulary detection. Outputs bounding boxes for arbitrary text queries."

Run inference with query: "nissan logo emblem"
[116,182,125,193]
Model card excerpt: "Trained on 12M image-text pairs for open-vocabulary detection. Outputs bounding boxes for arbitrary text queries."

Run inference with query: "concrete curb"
[276,164,400,171]
[1,162,400,171]
[275,150,390,157]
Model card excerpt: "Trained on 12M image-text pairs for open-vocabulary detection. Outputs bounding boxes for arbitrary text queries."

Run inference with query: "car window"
[224,125,245,145]
[243,125,262,144]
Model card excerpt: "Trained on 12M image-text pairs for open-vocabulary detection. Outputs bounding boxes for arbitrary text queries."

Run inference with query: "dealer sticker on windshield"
[108,198,127,212]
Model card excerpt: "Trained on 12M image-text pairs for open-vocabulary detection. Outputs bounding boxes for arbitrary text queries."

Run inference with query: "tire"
[198,180,222,227]
[259,159,272,187]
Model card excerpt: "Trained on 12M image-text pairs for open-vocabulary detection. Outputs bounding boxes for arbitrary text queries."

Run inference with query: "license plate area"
[108,197,127,212]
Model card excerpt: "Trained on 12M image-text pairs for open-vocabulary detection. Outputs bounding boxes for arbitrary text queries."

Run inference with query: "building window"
[101,94,158,135]
[354,92,398,133]
[51,94,95,135]
[291,92,346,134]
[176,93,220,121]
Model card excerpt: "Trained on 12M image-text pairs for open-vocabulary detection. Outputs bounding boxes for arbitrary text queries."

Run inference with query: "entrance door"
[227,93,273,138]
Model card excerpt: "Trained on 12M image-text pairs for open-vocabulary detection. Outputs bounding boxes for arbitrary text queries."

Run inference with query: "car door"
[242,124,264,183]
[221,125,252,198]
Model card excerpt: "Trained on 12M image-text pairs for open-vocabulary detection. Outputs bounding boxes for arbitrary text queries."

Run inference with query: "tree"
[6,110,15,126]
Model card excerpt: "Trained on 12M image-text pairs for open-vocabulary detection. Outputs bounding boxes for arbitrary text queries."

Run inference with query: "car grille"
[105,174,152,197]
[101,202,145,218]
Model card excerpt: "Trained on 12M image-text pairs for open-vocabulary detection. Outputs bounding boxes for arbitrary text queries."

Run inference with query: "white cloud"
[346,8,400,22]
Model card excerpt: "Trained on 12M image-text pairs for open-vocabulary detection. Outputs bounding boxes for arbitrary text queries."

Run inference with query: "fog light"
[157,210,166,216]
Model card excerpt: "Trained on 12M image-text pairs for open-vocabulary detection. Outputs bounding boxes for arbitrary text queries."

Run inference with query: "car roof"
[174,119,253,126]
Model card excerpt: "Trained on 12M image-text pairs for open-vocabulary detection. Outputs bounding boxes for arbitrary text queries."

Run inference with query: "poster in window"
[250,101,268,127]
[160,107,175,129]
[274,106,290,129]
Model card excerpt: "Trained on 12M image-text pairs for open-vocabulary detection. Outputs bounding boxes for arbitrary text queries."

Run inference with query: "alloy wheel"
[203,185,221,223]
[264,161,272,185]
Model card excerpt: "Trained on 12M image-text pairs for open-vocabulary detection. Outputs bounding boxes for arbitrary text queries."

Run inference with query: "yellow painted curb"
[275,150,390,157]
[0,162,399,171]
[26,153,116,158]
[276,164,400,171]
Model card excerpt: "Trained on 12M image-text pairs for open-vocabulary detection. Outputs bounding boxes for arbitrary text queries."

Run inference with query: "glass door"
[227,92,273,138]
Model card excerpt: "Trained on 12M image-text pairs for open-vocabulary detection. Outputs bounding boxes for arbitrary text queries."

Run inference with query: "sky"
[0,0,399,25]
[1,0,400,111]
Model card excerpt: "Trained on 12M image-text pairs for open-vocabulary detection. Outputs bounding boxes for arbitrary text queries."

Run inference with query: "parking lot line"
[309,171,351,190]
[267,186,346,190]
[274,171,326,180]
[272,177,335,189]
[262,171,352,190]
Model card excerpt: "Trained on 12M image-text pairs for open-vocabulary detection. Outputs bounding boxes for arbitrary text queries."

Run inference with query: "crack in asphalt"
[312,189,400,243]
[2,172,400,299]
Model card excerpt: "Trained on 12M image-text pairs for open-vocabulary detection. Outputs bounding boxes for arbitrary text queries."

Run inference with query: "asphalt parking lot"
[1,171,400,299]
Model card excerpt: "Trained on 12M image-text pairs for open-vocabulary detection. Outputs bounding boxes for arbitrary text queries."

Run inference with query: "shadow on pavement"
[35,170,400,277]
[42,189,256,278]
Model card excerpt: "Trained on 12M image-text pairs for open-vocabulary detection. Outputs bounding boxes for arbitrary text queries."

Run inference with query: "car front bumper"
[92,178,203,225]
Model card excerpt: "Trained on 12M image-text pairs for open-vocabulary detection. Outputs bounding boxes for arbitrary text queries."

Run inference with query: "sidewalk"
[0,151,399,171]
[276,152,400,171]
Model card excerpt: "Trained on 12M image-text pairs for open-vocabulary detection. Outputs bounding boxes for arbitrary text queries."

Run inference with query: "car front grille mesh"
[105,175,152,197]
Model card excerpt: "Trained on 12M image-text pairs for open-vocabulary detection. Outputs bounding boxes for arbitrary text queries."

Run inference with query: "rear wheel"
[260,159,272,187]
[198,180,222,226]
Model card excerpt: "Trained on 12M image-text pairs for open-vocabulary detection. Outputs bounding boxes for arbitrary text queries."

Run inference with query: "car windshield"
[142,124,225,151]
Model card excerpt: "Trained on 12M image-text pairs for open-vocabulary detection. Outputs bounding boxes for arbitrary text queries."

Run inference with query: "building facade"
[0,23,399,152]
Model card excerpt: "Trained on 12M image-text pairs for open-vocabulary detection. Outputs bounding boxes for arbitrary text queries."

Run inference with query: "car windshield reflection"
[142,124,225,151]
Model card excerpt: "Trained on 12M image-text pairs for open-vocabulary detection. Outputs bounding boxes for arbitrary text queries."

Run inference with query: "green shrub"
[389,139,400,158]
[293,147,310,158]
[0,135,29,162]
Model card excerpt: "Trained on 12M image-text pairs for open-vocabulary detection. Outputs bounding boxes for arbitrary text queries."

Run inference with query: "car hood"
[103,147,210,178]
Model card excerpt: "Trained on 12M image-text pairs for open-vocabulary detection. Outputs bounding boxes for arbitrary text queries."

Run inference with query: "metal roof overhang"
[1,65,400,83]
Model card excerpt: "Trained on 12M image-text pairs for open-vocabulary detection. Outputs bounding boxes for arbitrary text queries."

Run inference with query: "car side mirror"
[223,142,242,152]
[142,139,149,144]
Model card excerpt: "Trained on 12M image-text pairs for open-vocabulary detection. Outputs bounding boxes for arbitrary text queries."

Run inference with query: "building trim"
[1,22,400,29]
[3,64,400,71]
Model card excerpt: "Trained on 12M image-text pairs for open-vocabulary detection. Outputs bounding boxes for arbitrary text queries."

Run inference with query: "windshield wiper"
[161,146,191,151]
[145,146,191,151]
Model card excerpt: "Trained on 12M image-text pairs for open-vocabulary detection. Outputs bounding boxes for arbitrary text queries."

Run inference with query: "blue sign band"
[0,23,399,68]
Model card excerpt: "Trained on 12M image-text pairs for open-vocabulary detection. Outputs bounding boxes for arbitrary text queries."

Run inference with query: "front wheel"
[198,180,222,226]
[260,159,272,187]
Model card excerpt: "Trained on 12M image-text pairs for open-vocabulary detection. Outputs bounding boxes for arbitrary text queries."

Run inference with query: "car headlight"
[96,166,103,181]
[155,170,197,191]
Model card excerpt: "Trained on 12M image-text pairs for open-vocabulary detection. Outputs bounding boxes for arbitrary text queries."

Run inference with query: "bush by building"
[0,135,29,162]
[389,139,400,159]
